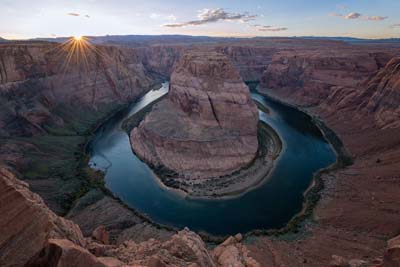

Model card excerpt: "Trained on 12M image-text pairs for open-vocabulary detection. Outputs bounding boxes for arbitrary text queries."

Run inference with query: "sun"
[74,35,82,41]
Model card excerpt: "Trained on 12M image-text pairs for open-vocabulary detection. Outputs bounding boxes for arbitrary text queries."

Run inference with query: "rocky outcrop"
[107,228,215,266]
[0,166,85,267]
[213,234,260,267]
[378,235,400,267]
[131,52,259,180]
[27,238,110,267]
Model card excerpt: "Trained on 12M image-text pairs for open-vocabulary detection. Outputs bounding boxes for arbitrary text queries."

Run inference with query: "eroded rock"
[0,166,85,267]
[131,52,259,181]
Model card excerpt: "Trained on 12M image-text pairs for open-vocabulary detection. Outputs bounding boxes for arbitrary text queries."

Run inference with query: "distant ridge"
[298,36,400,44]
[0,37,9,43]
[29,34,400,45]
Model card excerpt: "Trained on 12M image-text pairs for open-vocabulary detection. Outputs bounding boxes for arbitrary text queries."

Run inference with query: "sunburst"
[45,35,131,90]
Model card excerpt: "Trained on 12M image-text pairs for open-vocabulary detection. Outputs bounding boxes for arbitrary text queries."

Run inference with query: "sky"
[1,0,400,39]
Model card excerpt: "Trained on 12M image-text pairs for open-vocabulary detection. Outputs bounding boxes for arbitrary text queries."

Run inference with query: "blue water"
[88,82,336,235]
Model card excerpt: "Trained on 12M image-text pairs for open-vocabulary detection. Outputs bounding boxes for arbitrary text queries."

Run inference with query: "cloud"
[331,12,388,22]
[163,8,256,27]
[367,16,387,21]
[251,24,288,32]
[344,12,361,19]
[67,13,90,18]
[390,24,400,28]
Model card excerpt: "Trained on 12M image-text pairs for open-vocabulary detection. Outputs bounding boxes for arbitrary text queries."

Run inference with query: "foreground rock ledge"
[130,52,259,181]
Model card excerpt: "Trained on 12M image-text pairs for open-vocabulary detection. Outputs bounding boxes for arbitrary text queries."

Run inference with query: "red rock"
[380,235,400,267]
[27,239,107,267]
[131,52,259,180]
[0,166,85,267]
[92,225,110,245]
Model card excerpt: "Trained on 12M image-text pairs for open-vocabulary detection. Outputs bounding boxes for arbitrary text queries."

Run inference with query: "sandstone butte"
[130,51,259,180]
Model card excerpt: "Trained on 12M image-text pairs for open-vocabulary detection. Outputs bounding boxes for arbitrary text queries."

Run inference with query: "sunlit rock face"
[131,52,259,179]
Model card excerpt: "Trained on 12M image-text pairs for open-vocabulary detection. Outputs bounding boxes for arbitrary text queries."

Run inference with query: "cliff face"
[0,42,154,137]
[215,46,277,82]
[261,49,392,106]
[131,52,259,179]
[136,45,277,83]
[357,57,400,129]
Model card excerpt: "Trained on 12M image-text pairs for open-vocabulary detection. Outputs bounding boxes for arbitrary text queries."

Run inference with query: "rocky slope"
[0,164,260,266]
[0,165,85,266]
[131,52,259,181]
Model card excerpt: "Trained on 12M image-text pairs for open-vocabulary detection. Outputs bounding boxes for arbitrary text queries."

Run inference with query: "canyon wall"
[0,42,155,137]
[131,51,259,180]
[261,48,393,106]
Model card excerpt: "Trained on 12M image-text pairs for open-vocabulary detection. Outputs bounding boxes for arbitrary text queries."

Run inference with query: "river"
[88,82,336,236]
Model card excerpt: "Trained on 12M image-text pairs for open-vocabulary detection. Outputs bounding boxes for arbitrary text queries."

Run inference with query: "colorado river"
[88,82,336,236]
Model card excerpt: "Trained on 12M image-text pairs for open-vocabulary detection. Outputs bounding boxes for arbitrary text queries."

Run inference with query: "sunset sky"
[1,0,400,39]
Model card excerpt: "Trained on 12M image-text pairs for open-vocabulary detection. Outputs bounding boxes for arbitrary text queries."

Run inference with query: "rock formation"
[0,166,85,266]
[131,52,259,180]
[1,164,260,267]
[356,57,400,128]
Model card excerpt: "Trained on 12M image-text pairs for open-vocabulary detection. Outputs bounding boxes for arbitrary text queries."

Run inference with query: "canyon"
[0,37,399,266]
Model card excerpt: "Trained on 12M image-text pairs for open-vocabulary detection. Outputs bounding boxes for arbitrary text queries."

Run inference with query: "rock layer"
[0,166,85,267]
[131,52,259,179]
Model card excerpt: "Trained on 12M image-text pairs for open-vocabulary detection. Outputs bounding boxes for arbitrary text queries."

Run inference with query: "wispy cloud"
[330,12,388,21]
[251,24,288,32]
[67,13,80,17]
[163,8,256,28]
[367,16,388,21]
[344,12,362,19]
[67,12,90,18]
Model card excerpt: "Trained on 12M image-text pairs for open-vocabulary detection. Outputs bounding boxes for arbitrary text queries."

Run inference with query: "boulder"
[213,235,260,267]
[27,238,107,267]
